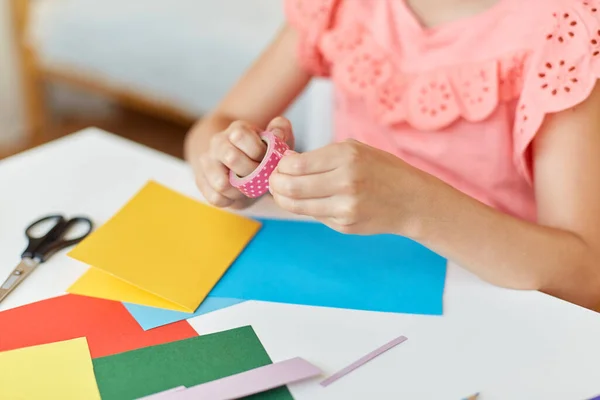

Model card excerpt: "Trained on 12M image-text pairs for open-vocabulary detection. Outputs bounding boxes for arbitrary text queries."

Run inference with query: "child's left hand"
[269,140,429,236]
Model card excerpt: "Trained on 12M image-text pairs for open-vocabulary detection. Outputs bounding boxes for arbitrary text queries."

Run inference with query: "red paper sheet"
[0,294,198,358]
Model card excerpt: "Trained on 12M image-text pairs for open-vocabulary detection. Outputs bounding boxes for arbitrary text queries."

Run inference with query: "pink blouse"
[284,0,600,222]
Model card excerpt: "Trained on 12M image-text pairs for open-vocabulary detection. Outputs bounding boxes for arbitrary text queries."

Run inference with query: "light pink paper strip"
[136,386,186,399]
[170,357,321,400]
[320,335,408,387]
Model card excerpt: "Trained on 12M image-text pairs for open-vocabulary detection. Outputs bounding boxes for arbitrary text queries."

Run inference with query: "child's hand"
[193,117,295,209]
[269,139,428,236]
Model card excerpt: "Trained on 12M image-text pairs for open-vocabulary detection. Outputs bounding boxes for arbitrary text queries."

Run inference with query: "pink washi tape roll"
[229,130,290,198]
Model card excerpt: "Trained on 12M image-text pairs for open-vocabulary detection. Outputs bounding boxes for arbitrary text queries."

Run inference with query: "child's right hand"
[192,116,295,209]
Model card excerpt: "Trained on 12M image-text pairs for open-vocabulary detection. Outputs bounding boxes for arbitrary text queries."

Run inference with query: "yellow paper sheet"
[0,337,101,400]
[68,267,189,312]
[67,180,261,312]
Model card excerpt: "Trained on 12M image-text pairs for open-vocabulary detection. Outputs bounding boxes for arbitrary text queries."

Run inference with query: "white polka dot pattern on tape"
[229,131,290,198]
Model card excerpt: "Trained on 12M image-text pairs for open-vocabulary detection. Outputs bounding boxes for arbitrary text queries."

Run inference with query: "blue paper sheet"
[124,297,246,330]
[209,218,447,315]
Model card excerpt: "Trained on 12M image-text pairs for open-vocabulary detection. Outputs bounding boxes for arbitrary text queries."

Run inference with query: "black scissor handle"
[22,215,94,262]
[23,214,66,259]
[57,217,94,247]
[25,214,65,239]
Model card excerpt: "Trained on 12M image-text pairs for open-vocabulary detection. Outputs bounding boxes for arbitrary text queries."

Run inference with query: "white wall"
[0,0,25,147]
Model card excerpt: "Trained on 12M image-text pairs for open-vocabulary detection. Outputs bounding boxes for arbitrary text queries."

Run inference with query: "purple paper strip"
[170,357,321,400]
[587,396,600,400]
[320,335,408,387]
[136,386,186,399]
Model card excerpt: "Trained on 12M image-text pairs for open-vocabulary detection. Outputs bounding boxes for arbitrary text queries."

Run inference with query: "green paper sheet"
[92,326,293,400]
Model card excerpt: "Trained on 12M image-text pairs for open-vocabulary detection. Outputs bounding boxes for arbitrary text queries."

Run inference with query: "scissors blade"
[0,258,40,304]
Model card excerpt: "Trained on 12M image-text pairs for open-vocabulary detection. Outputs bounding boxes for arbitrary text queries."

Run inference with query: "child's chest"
[404,0,503,28]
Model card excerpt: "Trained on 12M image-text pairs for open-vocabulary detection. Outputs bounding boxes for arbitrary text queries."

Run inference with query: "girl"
[185,0,600,310]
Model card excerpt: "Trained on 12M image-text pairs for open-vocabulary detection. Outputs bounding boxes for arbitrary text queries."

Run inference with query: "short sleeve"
[514,0,600,183]
[284,0,340,76]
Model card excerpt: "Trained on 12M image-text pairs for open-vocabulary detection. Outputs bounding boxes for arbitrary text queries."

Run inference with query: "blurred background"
[0,0,333,161]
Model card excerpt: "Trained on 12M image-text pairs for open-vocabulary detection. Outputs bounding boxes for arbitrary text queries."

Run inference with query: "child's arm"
[429,83,600,308]
[184,25,310,208]
[270,84,600,310]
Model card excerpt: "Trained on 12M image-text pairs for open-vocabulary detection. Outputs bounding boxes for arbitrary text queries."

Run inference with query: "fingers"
[197,173,249,209]
[211,130,260,178]
[219,118,295,178]
[192,117,299,210]
[228,122,267,161]
[269,168,340,199]
[201,157,246,200]
[272,193,359,228]
[315,217,360,235]
[219,142,260,178]
[277,141,356,176]
[195,153,251,209]
[271,194,338,218]
[267,116,295,149]
[194,168,235,208]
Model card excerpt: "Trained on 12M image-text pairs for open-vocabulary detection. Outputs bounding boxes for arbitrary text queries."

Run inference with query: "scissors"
[0,214,93,304]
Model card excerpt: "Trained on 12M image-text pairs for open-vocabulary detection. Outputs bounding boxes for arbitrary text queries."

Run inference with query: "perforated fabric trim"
[514,0,600,182]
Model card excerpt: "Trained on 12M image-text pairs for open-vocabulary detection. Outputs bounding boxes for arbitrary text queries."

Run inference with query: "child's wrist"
[392,170,447,241]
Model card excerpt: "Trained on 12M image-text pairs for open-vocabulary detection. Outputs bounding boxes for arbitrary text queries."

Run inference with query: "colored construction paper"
[210,219,447,315]
[0,294,197,358]
[92,325,293,400]
[320,335,408,387]
[171,357,321,400]
[67,180,261,312]
[137,386,186,399]
[68,267,191,311]
[0,337,101,400]
[124,297,246,331]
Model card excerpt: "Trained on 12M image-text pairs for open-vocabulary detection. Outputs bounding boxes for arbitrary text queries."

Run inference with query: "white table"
[1,128,599,400]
